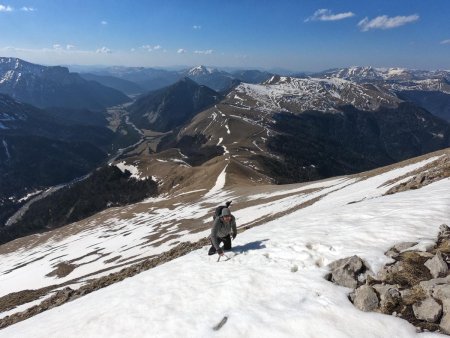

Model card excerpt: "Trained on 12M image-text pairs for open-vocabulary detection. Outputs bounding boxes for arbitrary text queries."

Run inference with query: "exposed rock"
[412,297,442,323]
[439,224,450,240]
[353,285,379,312]
[425,251,448,278]
[385,242,417,258]
[385,157,450,195]
[327,224,450,334]
[440,300,450,334]
[432,284,450,301]
[327,255,368,289]
[400,286,427,305]
[373,284,401,313]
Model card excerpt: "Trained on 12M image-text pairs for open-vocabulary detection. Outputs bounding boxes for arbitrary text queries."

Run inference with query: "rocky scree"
[327,224,450,334]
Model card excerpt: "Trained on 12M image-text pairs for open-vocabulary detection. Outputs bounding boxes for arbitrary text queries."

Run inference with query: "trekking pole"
[217,254,230,262]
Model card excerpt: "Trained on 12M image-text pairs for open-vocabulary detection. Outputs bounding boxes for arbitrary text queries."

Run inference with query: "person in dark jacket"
[208,207,237,256]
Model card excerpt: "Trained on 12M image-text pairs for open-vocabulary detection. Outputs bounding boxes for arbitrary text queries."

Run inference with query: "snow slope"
[1,154,449,337]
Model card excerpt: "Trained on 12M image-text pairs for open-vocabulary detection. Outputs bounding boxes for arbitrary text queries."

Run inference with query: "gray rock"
[424,251,448,278]
[440,299,450,334]
[353,285,379,312]
[412,297,442,323]
[432,284,450,301]
[328,255,368,289]
[393,242,419,252]
[439,224,450,239]
[420,276,450,297]
[373,284,401,312]
[385,242,417,258]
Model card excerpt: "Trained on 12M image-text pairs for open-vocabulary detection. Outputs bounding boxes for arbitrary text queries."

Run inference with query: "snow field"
[0,157,449,337]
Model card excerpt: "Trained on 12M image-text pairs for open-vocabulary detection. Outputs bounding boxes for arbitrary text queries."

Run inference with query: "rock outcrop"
[327,224,450,334]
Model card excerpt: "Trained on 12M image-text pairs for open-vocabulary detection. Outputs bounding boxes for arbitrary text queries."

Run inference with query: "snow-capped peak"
[187,65,216,76]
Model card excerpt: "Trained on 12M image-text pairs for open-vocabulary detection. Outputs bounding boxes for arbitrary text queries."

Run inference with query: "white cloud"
[193,25,202,30]
[0,4,13,12]
[53,44,62,50]
[21,6,35,11]
[101,20,108,25]
[141,45,162,52]
[194,49,213,55]
[358,14,419,31]
[96,46,112,54]
[305,9,355,22]
[440,39,450,45]
[66,44,75,50]
[177,48,187,54]
[130,48,136,52]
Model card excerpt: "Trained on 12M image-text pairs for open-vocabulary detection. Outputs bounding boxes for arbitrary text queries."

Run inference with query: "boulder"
[328,255,368,289]
[420,276,450,297]
[353,285,379,312]
[412,297,442,323]
[424,251,448,278]
[373,284,401,313]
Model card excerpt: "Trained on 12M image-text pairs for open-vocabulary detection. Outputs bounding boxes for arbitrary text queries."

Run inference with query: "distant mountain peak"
[187,65,216,76]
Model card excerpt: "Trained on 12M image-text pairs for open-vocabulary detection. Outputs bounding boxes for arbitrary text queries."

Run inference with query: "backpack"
[213,201,232,220]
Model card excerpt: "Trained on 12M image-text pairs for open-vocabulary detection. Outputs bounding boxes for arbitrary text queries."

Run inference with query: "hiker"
[208,207,237,256]
[213,201,232,220]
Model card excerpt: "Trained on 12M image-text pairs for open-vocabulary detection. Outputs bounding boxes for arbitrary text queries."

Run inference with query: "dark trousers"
[208,235,232,255]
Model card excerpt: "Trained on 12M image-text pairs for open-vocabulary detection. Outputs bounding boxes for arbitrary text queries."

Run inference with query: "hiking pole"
[217,254,230,262]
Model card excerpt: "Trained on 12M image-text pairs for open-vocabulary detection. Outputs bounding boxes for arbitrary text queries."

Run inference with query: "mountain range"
[0,57,130,110]
[83,65,273,93]
[0,57,450,335]
[312,66,450,121]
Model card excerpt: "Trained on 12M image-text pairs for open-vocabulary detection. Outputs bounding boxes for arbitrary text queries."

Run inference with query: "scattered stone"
[327,224,450,335]
[412,297,442,323]
[425,251,448,278]
[353,285,379,312]
[385,242,417,258]
[373,284,401,313]
[328,255,368,289]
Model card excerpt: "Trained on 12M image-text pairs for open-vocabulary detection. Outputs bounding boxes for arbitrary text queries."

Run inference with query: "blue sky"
[0,0,449,71]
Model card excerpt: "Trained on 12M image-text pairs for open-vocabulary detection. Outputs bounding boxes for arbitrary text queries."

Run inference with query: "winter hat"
[220,208,231,217]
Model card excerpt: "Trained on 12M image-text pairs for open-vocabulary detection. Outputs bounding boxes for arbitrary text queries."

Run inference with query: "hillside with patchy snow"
[0,149,449,337]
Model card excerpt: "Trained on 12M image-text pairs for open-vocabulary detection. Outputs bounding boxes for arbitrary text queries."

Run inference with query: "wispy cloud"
[96,46,112,54]
[101,20,108,25]
[194,49,213,55]
[305,9,355,22]
[177,48,187,54]
[141,44,162,52]
[193,25,202,30]
[358,14,419,32]
[54,44,76,51]
[21,6,35,11]
[0,4,13,12]
[440,39,450,45]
